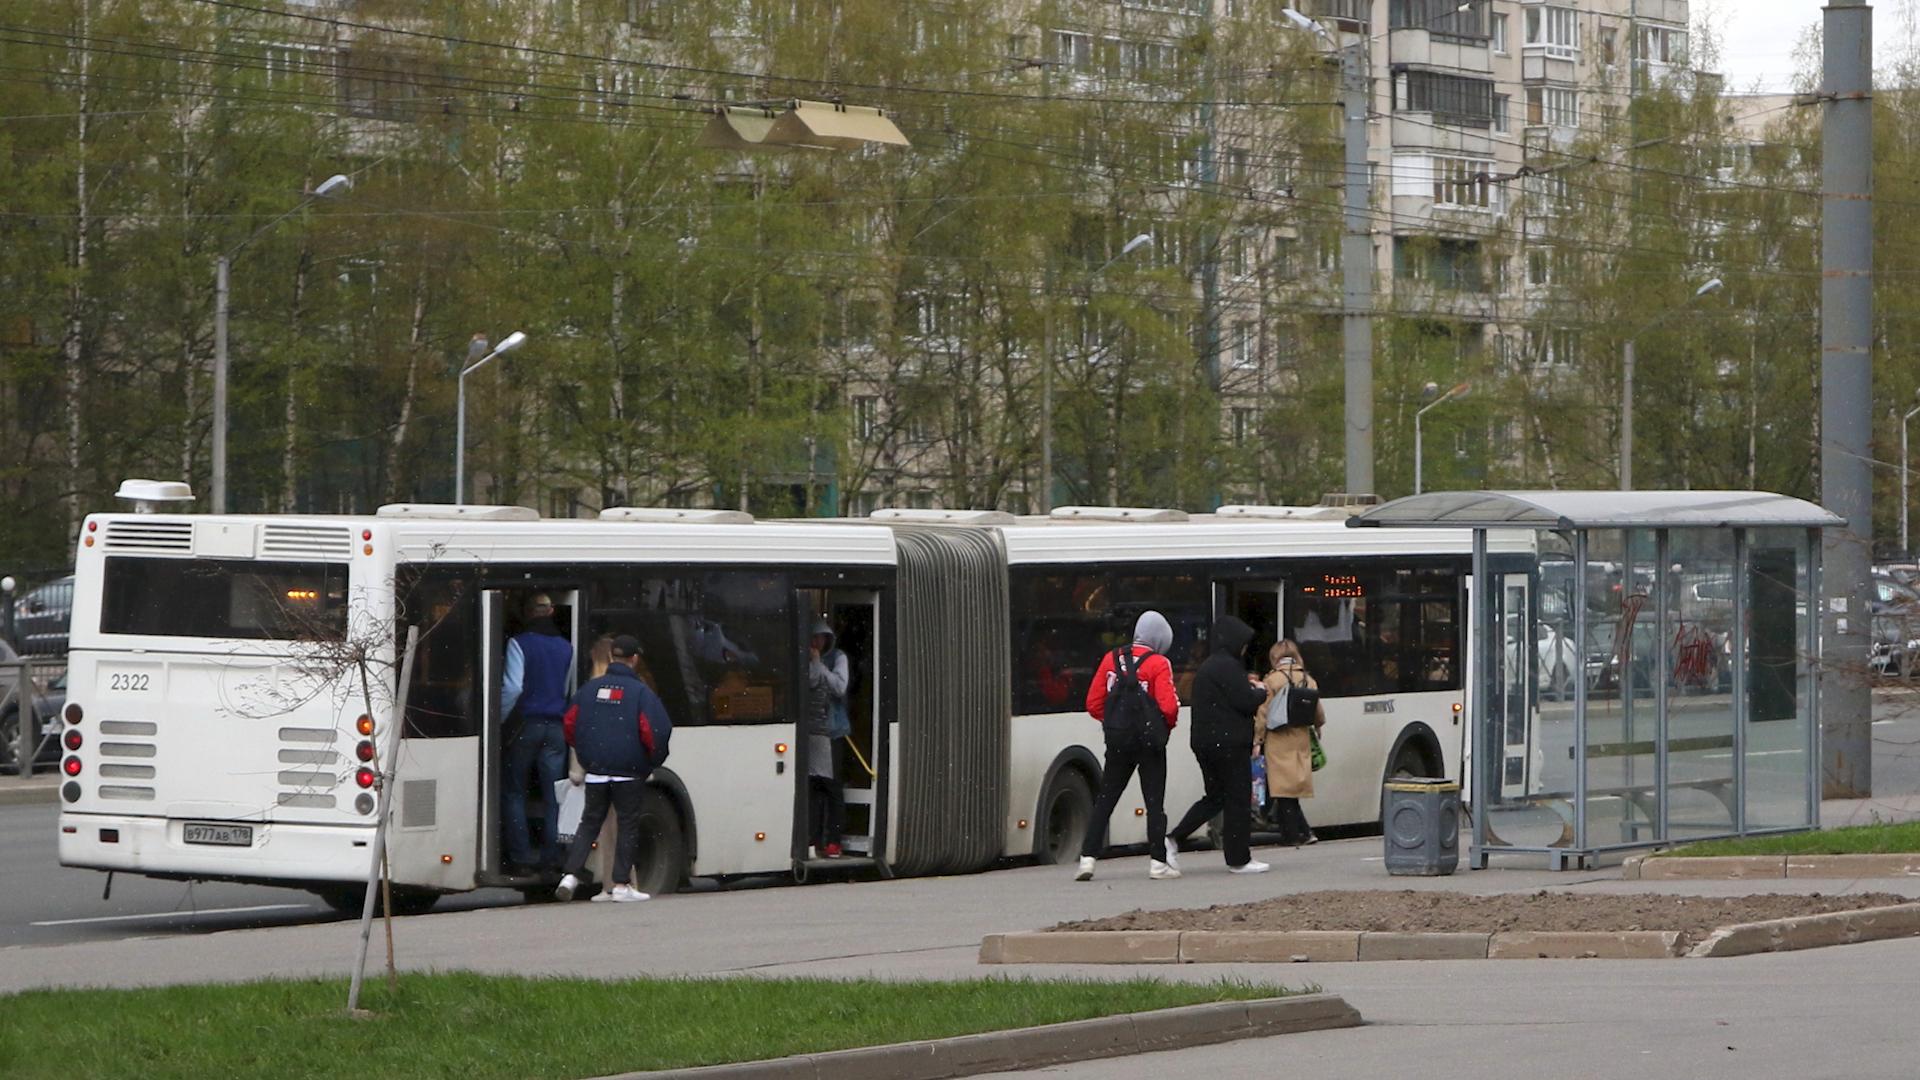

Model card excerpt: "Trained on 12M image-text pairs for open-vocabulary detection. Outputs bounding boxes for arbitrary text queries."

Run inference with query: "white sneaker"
[553,873,579,901]
[1149,859,1181,880]
[1163,838,1181,872]
[1229,860,1271,875]
[1074,856,1096,882]
[603,883,650,903]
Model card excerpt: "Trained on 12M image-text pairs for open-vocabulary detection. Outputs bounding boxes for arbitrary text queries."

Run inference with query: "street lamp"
[211,172,351,513]
[1414,381,1471,496]
[1901,389,1920,554]
[455,331,528,505]
[1280,3,1477,498]
[1621,277,1721,490]
[1040,232,1151,513]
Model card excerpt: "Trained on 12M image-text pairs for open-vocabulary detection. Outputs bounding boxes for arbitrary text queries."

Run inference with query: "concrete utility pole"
[1340,40,1374,497]
[1821,0,1873,799]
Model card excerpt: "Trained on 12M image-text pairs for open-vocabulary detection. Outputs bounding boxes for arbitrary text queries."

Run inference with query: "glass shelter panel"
[1578,529,1659,846]
[1663,529,1737,838]
[1478,565,1558,850]
[1745,528,1816,829]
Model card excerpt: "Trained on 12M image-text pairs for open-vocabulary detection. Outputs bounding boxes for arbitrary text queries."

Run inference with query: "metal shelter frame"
[1352,491,1843,870]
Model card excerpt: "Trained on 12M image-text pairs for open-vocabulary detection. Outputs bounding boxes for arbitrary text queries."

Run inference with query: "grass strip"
[1653,820,1920,857]
[0,973,1296,1080]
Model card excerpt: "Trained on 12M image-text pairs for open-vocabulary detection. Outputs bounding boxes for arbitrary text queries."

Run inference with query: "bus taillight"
[355,741,375,762]
[63,730,82,751]
[63,756,82,777]
[355,768,376,788]
[356,715,374,737]
[64,703,82,724]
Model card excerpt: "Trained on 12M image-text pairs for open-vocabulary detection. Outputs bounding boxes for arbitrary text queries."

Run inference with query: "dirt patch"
[1053,890,1913,945]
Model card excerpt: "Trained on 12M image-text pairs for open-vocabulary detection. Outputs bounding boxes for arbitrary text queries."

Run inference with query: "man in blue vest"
[501,593,575,874]
[555,634,672,903]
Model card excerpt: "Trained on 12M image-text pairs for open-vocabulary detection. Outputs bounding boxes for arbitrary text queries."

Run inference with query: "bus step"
[792,855,880,882]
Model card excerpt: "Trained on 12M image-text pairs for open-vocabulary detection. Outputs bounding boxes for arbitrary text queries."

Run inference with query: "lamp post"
[1621,277,1721,491]
[454,331,528,505]
[211,173,351,514]
[1413,381,1471,496]
[1280,4,1468,497]
[1040,232,1151,513]
[1902,391,1920,555]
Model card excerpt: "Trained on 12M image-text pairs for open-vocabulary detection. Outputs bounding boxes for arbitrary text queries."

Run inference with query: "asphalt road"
[0,801,525,948]
[5,697,1919,952]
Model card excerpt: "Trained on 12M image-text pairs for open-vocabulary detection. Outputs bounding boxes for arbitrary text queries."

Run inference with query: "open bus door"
[793,587,887,878]
[463,585,581,889]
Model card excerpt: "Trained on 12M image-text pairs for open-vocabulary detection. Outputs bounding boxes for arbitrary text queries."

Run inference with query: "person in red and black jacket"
[1076,610,1181,882]
[553,634,672,903]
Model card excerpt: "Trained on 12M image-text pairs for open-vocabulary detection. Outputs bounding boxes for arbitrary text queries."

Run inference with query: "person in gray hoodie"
[1075,610,1182,882]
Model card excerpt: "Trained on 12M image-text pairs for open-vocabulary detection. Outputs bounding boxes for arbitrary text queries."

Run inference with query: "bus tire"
[1033,769,1093,864]
[316,884,440,917]
[629,787,688,897]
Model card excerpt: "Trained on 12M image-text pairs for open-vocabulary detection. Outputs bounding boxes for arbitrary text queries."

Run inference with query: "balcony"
[1389,30,1493,73]
[1390,114,1496,155]
[1521,50,1578,84]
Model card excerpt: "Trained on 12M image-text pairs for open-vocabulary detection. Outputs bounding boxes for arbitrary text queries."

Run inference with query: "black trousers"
[561,781,644,885]
[1268,797,1312,844]
[809,738,844,848]
[1080,739,1168,860]
[1170,745,1253,868]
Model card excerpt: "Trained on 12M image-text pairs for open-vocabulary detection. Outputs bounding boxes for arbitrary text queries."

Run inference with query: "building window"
[1525,86,1579,128]
[1050,30,1093,71]
[1232,322,1256,369]
[548,489,579,519]
[1492,94,1509,133]
[1394,69,1496,128]
[1637,24,1688,65]
[1432,155,1494,208]
[1523,5,1579,58]
[853,395,879,441]
[1490,12,1508,53]
[1526,248,1552,286]
[1225,144,1250,186]
[1527,326,1579,369]
[1232,407,1257,446]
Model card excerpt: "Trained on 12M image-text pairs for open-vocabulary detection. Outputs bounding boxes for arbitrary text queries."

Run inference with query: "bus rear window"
[102,557,348,641]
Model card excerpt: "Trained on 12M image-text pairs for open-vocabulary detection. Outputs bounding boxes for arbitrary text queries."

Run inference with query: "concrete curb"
[1688,902,1920,957]
[980,929,1685,963]
[1624,853,1920,880]
[593,994,1362,1080]
[0,778,58,807]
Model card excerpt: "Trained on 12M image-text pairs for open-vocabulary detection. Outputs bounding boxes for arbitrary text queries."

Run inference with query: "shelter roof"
[1348,490,1843,531]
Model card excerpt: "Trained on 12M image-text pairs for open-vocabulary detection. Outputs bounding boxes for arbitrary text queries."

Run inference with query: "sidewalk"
[0,772,56,808]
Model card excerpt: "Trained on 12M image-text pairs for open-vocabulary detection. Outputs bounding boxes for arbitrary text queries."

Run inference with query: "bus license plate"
[182,823,253,847]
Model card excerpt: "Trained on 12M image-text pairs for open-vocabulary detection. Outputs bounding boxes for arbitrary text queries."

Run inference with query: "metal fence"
[1,656,65,776]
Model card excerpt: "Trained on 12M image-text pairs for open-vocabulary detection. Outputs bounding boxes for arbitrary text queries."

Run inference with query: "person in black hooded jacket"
[1165,615,1272,874]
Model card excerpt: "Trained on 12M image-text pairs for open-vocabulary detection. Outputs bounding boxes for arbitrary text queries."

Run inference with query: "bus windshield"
[101,557,349,641]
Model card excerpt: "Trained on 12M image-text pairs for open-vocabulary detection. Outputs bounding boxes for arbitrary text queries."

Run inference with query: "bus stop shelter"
[1351,491,1840,869]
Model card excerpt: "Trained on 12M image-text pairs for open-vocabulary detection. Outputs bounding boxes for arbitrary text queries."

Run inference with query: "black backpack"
[1103,647,1166,751]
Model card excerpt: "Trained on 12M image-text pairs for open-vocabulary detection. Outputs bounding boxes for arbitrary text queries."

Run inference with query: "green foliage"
[0,973,1294,1079]
[1653,819,1920,858]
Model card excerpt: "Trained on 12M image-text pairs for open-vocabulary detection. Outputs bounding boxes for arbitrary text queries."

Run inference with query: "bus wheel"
[629,788,688,897]
[1034,770,1093,864]
[316,884,440,917]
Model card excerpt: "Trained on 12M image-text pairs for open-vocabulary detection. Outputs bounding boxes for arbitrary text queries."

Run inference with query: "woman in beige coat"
[1254,639,1324,846]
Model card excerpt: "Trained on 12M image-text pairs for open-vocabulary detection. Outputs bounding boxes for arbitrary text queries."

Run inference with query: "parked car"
[1872,572,1920,615]
[9,574,73,656]
[0,642,63,773]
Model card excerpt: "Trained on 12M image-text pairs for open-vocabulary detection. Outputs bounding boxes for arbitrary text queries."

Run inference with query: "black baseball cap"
[610,634,640,659]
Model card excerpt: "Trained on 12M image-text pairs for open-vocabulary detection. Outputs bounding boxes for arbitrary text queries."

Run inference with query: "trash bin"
[1383,778,1460,876]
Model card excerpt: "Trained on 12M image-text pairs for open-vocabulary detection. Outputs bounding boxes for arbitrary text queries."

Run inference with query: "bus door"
[468,585,582,884]
[794,588,888,868]
[1216,580,1285,678]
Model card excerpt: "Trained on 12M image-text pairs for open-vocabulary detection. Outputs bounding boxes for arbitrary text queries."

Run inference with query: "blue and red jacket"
[563,662,671,777]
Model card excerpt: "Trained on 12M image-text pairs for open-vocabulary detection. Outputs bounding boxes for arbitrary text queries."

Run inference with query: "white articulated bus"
[56,499,1533,910]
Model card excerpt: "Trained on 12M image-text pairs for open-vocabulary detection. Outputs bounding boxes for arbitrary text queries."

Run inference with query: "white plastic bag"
[552,779,585,845]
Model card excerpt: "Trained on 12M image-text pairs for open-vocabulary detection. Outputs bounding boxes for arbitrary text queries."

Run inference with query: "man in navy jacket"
[554,635,672,903]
